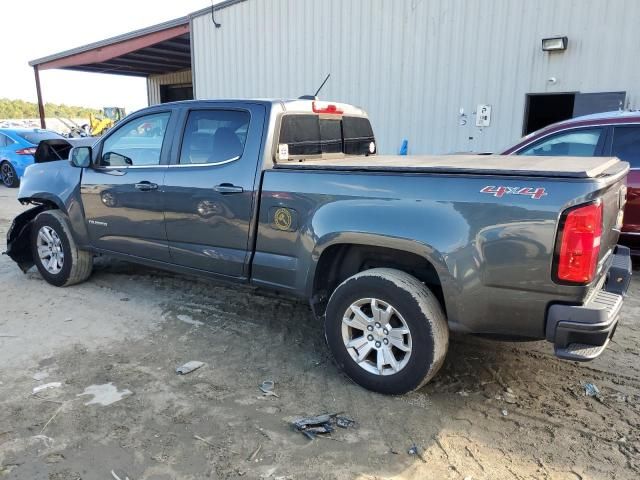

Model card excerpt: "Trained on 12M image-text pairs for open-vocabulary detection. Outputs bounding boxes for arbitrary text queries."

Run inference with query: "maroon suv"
[503,111,640,256]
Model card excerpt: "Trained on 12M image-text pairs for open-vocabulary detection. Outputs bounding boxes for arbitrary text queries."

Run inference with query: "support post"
[33,66,46,129]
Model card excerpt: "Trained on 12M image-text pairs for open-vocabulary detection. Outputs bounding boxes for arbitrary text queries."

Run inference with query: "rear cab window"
[277,111,376,161]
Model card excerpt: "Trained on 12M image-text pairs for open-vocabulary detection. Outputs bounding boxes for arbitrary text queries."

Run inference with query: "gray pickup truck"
[6,99,632,394]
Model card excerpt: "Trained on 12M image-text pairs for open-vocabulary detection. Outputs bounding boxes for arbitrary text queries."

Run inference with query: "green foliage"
[0,98,101,119]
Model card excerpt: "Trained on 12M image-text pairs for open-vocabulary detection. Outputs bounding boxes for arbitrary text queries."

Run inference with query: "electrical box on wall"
[476,104,492,127]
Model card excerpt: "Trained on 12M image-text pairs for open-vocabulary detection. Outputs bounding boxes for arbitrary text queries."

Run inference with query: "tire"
[1,161,19,188]
[324,268,449,394]
[31,210,93,287]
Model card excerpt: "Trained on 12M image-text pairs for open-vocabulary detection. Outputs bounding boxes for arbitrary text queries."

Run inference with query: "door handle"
[214,183,244,194]
[135,181,158,191]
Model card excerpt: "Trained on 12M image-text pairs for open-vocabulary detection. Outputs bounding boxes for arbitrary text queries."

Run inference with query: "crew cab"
[5,99,632,394]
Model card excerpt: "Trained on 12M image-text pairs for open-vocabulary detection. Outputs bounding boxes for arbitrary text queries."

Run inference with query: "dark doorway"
[160,83,194,103]
[523,93,575,135]
[523,91,627,135]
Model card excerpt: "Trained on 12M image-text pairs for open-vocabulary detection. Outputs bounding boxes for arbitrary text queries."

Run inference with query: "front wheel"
[31,210,93,287]
[324,268,449,394]
[1,161,19,188]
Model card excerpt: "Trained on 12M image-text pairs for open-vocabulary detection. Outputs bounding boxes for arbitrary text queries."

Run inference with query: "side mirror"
[69,146,92,168]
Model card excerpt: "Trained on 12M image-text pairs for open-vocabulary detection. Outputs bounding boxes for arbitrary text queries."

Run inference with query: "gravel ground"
[0,186,639,480]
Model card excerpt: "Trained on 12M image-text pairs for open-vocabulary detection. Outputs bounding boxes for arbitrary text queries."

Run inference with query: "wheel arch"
[18,193,90,248]
[308,235,453,319]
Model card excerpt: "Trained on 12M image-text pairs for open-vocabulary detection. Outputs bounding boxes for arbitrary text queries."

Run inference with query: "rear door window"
[179,109,250,164]
[518,128,604,156]
[279,114,375,159]
[611,126,640,168]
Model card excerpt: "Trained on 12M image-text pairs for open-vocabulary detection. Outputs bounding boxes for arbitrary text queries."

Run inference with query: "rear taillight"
[16,147,36,155]
[556,202,603,284]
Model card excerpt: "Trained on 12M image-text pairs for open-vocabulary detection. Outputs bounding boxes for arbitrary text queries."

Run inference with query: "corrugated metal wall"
[192,0,640,154]
[147,70,193,105]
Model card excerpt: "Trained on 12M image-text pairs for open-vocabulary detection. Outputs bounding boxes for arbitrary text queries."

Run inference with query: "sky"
[1,0,209,114]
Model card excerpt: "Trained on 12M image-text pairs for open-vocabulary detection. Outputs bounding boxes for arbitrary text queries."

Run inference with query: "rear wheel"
[1,161,19,188]
[31,210,93,287]
[324,268,449,394]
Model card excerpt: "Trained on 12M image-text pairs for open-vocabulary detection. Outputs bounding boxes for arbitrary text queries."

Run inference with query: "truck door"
[80,111,173,262]
[163,104,266,278]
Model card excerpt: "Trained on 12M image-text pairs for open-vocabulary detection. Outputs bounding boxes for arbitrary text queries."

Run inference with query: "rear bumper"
[546,245,632,362]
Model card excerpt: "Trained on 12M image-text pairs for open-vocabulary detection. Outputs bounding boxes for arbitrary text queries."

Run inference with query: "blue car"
[0,128,64,187]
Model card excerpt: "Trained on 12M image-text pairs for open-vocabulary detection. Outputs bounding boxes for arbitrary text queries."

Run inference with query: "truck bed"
[275,154,625,179]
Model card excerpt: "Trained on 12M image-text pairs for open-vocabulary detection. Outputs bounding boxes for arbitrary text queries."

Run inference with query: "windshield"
[17,131,64,145]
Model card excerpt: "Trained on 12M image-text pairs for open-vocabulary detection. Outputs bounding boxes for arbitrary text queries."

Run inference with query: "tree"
[0,98,101,119]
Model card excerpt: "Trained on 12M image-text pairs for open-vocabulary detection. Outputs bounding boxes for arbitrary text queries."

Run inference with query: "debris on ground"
[77,383,132,406]
[248,443,262,462]
[176,361,205,375]
[484,365,510,391]
[335,415,356,428]
[41,404,64,433]
[583,382,601,398]
[32,382,62,394]
[176,314,204,327]
[503,392,517,404]
[501,409,509,416]
[259,380,279,398]
[194,434,216,448]
[408,443,427,463]
[111,470,131,480]
[292,413,356,439]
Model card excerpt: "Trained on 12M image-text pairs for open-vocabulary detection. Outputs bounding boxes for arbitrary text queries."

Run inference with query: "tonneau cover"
[276,154,626,179]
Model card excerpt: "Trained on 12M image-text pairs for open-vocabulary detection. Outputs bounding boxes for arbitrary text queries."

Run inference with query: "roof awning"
[29,17,191,77]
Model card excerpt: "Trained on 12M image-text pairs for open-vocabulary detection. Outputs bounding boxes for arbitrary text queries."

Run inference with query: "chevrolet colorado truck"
[5,99,632,394]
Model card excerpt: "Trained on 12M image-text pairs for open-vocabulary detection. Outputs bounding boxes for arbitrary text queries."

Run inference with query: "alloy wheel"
[341,298,412,376]
[36,226,64,274]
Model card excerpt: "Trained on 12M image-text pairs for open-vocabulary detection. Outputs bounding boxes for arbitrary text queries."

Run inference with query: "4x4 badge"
[481,186,547,200]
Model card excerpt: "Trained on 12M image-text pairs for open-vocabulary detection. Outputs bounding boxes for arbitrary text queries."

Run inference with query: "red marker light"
[312,101,343,115]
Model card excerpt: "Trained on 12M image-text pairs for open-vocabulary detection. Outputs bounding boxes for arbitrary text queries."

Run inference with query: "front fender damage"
[3,205,48,273]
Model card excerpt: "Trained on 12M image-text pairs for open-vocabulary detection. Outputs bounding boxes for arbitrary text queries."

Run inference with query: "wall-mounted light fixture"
[542,36,568,52]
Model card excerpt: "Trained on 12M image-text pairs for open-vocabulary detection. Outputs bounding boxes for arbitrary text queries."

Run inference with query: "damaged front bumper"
[546,245,632,362]
[3,205,47,273]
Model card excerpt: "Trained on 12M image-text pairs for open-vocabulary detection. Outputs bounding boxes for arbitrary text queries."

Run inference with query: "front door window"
[100,113,170,167]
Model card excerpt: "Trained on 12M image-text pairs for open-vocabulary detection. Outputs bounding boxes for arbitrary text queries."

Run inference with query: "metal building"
[30,0,640,154]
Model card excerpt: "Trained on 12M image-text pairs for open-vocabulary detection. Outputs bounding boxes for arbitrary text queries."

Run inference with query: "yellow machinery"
[89,107,126,136]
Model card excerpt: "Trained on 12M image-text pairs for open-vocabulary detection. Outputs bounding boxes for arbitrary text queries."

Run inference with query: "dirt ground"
[1,187,639,480]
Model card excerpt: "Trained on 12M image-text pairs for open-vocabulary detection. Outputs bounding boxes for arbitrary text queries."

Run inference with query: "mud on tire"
[324,268,449,395]
[31,210,93,287]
